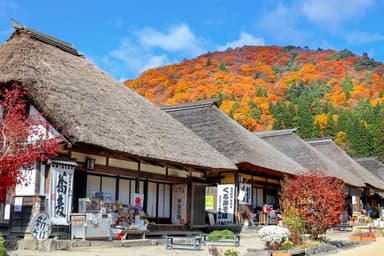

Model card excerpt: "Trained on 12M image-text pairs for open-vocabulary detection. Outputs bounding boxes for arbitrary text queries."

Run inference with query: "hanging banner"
[172,184,187,224]
[217,184,235,224]
[49,164,74,225]
[239,183,252,205]
[16,164,37,196]
[133,193,144,211]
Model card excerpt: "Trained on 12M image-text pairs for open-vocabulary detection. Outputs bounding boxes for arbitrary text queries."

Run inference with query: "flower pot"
[349,233,376,241]
[272,252,292,256]
[374,232,384,237]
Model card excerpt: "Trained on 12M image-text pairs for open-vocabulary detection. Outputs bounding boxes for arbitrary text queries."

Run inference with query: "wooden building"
[255,129,371,221]
[255,129,364,187]
[0,23,236,236]
[355,157,384,182]
[162,100,306,225]
[355,157,384,217]
[306,138,384,190]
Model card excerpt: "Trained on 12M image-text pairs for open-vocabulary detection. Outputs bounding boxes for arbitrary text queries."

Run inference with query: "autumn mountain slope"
[124,46,384,160]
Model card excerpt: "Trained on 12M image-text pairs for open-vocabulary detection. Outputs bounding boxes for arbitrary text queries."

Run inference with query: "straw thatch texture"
[355,157,384,182]
[255,129,364,187]
[162,100,306,175]
[307,138,384,190]
[0,29,236,170]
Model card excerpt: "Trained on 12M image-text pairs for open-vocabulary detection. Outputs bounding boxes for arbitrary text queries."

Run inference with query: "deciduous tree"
[0,84,60,202]
[281,172,345,239]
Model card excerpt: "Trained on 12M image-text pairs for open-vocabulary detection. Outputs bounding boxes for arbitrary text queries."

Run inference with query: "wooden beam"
[77,164,186,183]
[67,143,218,173]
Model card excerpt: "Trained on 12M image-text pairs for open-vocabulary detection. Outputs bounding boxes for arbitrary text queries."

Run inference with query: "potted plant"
[258,225,290,251]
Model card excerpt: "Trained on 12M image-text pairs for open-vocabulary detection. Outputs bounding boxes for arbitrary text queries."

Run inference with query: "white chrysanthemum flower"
[257,225,290,244]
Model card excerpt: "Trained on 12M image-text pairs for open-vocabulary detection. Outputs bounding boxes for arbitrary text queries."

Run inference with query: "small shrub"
[208,229,235,241]
[327,49,354,61]
[0,235,6,256]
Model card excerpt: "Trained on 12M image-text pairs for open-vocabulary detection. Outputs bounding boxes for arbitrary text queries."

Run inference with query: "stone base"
[17,239,72,251]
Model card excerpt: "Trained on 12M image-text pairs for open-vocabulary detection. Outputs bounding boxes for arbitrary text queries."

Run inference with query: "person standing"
[262,204,269,225]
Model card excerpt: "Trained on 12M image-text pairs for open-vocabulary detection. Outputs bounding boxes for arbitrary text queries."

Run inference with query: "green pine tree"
[247,99,261,120]
[373,108,384,161]
[296,97,314,139]
[206,57,212,66]
[341,76,353,100]
[219,60,228,72]
[325,112,336,137]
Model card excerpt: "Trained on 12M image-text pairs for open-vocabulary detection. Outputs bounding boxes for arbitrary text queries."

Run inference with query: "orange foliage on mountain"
[124,46,384,131]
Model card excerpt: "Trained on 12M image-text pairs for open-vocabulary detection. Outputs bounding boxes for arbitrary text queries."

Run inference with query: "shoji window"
[146,182,157,217]
[101,176,116,201]
[158,183,171,218]
[119,179,131,205]
[253,188,263,208]
[146,182,171,218]
[86,175,101,197]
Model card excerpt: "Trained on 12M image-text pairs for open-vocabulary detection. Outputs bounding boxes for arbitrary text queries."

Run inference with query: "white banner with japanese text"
[49,164,74,225]
[216,184,235,224]
[16,164,37,196]
[239,183,252,205]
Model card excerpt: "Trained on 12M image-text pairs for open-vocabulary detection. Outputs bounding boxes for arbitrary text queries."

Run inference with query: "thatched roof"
[0,26,236,171]
[255,129,364,187]
[162,100,306,175]
[355,157,384,182]
[307,138,384,190]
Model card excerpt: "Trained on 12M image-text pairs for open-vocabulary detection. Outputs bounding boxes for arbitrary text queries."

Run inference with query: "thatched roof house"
[0,25,236,171]
[355,157,384,182]
[162,100,306,175]
[254,129,364,187]
[306,138,384,190]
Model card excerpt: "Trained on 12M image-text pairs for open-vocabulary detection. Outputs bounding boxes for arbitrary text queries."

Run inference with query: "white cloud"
[140,55,169,72]
[346,31,384,45]
[99,23,207,79]
[217,31,265,51]
[100,37,170,80]
[257,3,309,45]
[301,0,375,28]
[137,24,205,56]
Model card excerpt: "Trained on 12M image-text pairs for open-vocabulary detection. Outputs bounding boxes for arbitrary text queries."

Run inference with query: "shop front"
[205,171,282,226]
[64,149,207,238]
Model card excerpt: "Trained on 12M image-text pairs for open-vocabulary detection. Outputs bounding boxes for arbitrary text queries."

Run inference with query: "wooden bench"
[201,233,240,247]
[165,236,202,250]
[122,229,148,240]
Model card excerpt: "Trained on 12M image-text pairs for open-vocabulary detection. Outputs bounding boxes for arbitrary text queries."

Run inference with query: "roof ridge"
[161,99,218,112]
[10,19,83,57]
[253,128,298,138]
[354,156,378,161]
[305,137,333,144]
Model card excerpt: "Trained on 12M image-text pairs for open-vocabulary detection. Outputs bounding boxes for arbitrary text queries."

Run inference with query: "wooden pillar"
[135,162,141,193]
[234,170,239,224]
[186,170,192,228]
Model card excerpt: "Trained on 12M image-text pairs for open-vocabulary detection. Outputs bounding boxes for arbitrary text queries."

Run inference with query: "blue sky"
[0,0,383,80]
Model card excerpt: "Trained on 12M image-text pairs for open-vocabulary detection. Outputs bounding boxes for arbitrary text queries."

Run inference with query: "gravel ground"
[7,230,384,256]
